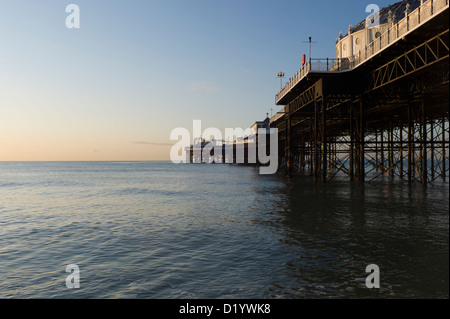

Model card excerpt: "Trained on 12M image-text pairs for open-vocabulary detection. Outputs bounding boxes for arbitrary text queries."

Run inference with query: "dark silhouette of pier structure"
[271,0,449,183]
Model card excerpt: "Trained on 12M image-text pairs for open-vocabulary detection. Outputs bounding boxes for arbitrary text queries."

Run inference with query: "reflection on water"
[0,162,448,298]
[265,174,448,298]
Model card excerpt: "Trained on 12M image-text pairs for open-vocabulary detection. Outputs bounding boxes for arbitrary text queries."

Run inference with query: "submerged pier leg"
[349,103,354,181]
[380,130,385,172]
[390,122,394,178]
[443,117,447,181]
[408,102,412,183]
[430,121,434,180]
[285,113,293,177]
[314,100,320,181]
[309,121,314,175]
[375,131,379,171]
[357,98,365,182]
[400,122,404,180]
[422,100,427,184]
[322,99,327,182]
[388,123,392,177]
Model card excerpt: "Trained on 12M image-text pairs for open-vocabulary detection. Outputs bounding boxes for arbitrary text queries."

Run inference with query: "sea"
[0,161,448,299]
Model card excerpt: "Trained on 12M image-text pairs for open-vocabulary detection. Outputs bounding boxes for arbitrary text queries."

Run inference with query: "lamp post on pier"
[277,71,285,91]
[303,37,318,64]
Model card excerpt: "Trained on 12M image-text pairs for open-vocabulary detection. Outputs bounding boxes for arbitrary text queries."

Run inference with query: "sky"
[0,0,395,161]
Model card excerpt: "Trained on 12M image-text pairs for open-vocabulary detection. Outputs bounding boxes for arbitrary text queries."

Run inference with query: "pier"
[271,0,449,183]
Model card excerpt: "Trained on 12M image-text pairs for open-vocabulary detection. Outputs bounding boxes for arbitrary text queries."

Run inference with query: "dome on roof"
[346,0,422,35]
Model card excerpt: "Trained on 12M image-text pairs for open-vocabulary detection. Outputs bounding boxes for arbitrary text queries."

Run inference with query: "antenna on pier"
[277,71,285,90]
[303,37,318,63]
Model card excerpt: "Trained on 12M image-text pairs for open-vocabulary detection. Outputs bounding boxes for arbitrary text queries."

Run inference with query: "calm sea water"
[0,161,448,299]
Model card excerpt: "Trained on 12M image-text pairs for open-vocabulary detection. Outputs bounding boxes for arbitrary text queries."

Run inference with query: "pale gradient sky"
[0,0,394,161]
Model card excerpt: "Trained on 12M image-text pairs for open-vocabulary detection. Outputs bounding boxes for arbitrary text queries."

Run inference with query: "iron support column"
[422,100,427,184]
[322,98,327,182]
[359,98,365,182]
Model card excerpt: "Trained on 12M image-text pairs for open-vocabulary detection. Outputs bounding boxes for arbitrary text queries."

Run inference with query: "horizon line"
[0,160,173,162]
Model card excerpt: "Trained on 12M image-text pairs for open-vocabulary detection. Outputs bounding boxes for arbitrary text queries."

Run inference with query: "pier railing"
[311,58,350,72]
[275,58,348,102]
[276,0,449,104]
